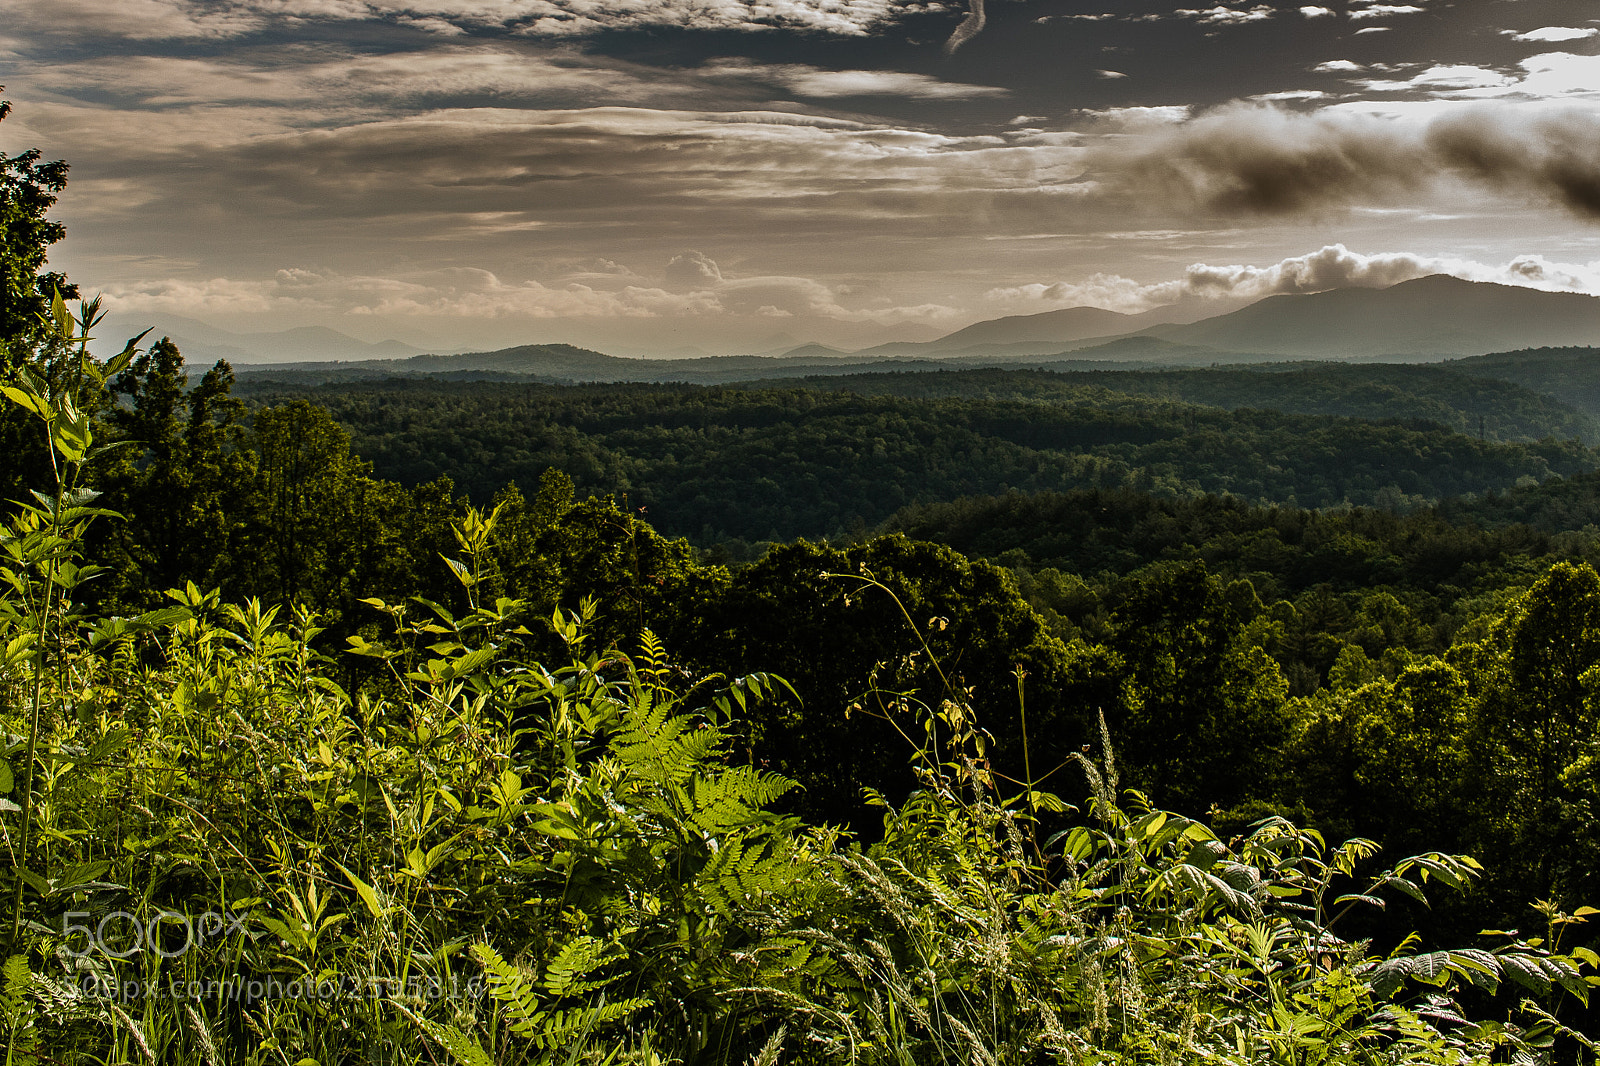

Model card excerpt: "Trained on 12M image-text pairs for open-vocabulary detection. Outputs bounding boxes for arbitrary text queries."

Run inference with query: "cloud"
[1175,245,1456,299]
[776,68,1007,100]
[1360,65,1513,92]
[1251,90,1329,101]
[1426,109,1600,217]
[21,47,694,115]
[1094,104,1420,215]
[166,106,1081,228]
[706,61,1008,100]
[665,251,724,289]
[1338,51,1599,102]
[943,0,984,54]
[1177,5,1274,24]
[1300,6,1334,16]
[1092,102,1600,220]
[1347,4,1423,19]
[394,14,468,33]
[98,260,965,336]
[0,0,264,39]
[101,275,322,315]
[1512,27,1599,43]
[984,244,1600,313]
[0,0,923,40]
[1313,59,1364,73]
[103,266,724,320]
[1076,105,1191,128]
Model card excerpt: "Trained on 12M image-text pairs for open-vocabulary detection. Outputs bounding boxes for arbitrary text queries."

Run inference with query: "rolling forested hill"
[746,362,1600,443]
[234,376,1598,545]
[1448,347,1600,419]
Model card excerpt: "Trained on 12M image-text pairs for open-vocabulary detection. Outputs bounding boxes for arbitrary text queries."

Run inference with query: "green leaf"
[333,861,386,921]
[442,555,473,588]
[1059,826,1095,862]
[133,606,194,629]
[0,384,52,420]
[1499,953,1552,995]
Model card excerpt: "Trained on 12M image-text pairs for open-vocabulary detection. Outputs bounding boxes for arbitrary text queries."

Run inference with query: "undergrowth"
[0,299,1596,1064]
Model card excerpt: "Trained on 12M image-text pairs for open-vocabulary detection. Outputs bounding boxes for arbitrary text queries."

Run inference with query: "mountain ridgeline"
[219,274,1600,375]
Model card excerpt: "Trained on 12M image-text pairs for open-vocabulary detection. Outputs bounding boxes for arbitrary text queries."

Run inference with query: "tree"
[1,91,82,508]
[1461,561,1600,904]
[96,341,257,606]
[1349,658,1471,856]
[693,534,1111,829]
[1101,562,1292,817]
[0,89,76,363]
[250,400,369,606]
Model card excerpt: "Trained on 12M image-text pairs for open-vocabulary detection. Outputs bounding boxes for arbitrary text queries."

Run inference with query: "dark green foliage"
[1451,346,1600,420]
[231,377,1599,545]
[0,90,76,364]
[1095,563,1291,816]
[0,95,84,508]
[762,362,1600,444]
[687,534,1112,827]
[98,342,257,603]
[1441,467,1600,535]
[1456,562,1600,906]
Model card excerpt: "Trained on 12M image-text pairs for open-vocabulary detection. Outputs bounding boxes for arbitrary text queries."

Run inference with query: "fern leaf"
[528,997,651,1051]
[471,943,543,1037]
[2,954,33,1027]
[543,936,626,998]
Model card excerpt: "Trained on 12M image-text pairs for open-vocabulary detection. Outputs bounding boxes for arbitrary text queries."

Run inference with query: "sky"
[1,0,1598,356]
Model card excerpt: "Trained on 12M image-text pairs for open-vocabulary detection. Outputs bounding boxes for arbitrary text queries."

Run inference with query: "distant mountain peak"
[1143,276,1600,359]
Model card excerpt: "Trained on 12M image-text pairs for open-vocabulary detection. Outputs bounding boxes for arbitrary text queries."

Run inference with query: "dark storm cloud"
[1427,109,1600,218]
[1100,104,1421,214]
[1098,104,1600,221]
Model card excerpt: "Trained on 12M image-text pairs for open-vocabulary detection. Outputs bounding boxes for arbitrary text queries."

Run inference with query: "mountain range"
[98,312,426,366]
[209,275,1600,382]
[844,276,1600,363]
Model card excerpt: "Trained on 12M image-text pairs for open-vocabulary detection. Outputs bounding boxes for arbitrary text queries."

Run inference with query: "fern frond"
[1,954,32,1027]
[543,935,627,998]
[528,997,650,1051]
[688,765,797,837]
[471,943,543,1037]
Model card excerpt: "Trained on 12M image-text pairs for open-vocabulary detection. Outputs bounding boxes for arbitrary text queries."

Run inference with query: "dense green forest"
[1451,349,1600,421]
[233,376,1597,547]
[743,363,1600,445]
[4,95,1600,1064]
